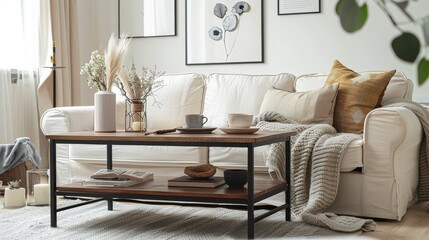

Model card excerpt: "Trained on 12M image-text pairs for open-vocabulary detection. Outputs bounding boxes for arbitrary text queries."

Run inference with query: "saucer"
[219,127,259,134]
[176,127,217,134]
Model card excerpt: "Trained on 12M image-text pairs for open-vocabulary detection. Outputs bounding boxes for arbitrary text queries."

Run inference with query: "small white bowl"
[228,113,253,128]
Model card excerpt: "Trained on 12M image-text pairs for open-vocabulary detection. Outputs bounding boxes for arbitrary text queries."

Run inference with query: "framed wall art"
[118,0,176,38]
[278,0,321,15]
[186,0,264,65]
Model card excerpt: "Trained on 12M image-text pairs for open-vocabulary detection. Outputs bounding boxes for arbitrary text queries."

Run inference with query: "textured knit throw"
[255,112,376,232]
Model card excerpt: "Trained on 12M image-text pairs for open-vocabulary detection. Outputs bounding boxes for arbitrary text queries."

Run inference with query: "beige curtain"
[38,0,81,113]
[37,0,81,167]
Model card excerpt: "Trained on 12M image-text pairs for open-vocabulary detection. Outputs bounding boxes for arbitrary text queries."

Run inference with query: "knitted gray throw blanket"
[255,112,376,232]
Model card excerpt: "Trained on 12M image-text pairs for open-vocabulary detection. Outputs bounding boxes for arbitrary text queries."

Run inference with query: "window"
[0,1,41,70]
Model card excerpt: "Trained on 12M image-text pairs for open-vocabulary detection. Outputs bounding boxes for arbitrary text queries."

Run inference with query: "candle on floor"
[4,188,26,208]
[33,183,50,205]
[132,121,145,131]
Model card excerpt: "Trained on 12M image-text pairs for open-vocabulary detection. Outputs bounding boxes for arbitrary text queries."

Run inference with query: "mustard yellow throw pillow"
[325,60,396,133]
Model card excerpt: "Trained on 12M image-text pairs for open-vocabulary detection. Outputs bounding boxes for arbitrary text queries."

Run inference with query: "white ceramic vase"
[94,91,116,132]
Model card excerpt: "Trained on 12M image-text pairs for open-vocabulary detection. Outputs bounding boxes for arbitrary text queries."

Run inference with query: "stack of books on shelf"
[168,176,225,188]
[83,169,153,187]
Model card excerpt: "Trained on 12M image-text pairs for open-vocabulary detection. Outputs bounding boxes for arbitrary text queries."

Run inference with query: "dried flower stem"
[105,34,131,91]
[117,63,165,104]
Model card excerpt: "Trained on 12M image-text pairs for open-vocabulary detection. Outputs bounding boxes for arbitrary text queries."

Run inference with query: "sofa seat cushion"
[209,136,363,173]
[209,146,270,173]
[341,138,363,172]
[203,73,295,127]
[68,145,208,182]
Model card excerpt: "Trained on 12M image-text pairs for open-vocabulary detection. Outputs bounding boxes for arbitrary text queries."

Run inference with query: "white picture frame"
[278,0,321,15]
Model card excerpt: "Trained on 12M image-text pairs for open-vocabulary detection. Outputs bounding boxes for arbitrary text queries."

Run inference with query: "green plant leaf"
[335,0,368,33]
[418,57,429,86]
[391,32,420,63]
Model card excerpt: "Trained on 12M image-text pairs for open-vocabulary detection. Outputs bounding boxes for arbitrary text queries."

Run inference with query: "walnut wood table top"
[45,130,295,146]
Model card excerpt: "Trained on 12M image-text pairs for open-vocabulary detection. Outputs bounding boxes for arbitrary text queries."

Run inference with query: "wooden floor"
[361,202,429,240]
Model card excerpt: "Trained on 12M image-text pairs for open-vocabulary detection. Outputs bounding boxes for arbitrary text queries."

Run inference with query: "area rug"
[0,199,367,239]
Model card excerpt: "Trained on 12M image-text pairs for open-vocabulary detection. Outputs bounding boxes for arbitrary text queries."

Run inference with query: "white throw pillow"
[259,83,339,125]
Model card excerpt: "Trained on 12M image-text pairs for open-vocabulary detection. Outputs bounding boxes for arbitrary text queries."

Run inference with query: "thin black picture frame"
[118,0,177,38]
[277,0,321,15]
[185,0,264,65]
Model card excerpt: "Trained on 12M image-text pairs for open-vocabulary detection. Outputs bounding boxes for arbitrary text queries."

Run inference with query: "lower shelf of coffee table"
[57,178,287,204]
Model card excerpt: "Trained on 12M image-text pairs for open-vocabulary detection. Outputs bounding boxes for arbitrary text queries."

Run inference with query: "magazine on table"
[90,169,153,181]
[84,169,153,187]
[83,178,145,187]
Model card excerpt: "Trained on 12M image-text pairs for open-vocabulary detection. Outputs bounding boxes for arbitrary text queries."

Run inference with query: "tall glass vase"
[94,91,116,132]
[125,99,147,132]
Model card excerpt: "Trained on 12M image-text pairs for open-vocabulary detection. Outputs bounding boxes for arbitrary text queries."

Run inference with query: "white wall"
[77,0,429,103]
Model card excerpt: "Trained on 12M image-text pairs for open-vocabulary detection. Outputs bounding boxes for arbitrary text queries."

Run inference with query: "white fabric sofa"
[40,72,423,221]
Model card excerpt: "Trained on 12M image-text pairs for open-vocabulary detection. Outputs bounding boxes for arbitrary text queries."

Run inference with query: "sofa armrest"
[362,106,423,175]
[40,106,95,135]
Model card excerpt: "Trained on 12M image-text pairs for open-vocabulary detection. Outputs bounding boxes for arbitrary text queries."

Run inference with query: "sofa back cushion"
[295,71,413,105]
[203,73,295,127]
[146,73,205,129]
[259,84,339,125]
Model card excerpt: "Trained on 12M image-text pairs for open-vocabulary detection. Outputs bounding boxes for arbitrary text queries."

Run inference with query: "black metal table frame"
[49,136,291,239]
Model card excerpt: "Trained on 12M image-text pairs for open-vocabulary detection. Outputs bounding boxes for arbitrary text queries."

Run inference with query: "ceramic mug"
[228,113,253,128]
[185,114,208,128]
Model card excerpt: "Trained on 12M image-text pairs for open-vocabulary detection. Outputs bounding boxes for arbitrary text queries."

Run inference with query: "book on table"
[90,169,153,181]
[168,176,225,188]
[83,169,153,187]
[83,178,144,187]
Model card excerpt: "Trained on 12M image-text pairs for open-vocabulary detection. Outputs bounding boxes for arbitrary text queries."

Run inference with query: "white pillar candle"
[132,121,145,131]
[4,188,26,208]
[34,183,50,205]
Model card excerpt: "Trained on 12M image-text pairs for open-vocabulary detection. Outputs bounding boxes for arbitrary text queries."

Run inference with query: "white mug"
[228,113,253,128]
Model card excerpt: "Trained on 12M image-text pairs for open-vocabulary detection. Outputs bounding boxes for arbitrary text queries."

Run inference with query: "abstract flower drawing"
[208,1,251,61]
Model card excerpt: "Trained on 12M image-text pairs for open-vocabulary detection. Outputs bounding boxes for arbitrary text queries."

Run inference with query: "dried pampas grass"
[105,34,130,91]
[118,65,136,99]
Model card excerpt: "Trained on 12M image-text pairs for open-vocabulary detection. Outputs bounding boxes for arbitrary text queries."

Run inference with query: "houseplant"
[335,0,429,85]
[117,63,165,132]
[80,34,130,132]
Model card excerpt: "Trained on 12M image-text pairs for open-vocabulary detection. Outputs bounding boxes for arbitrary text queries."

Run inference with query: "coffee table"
[46,130,295,239]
